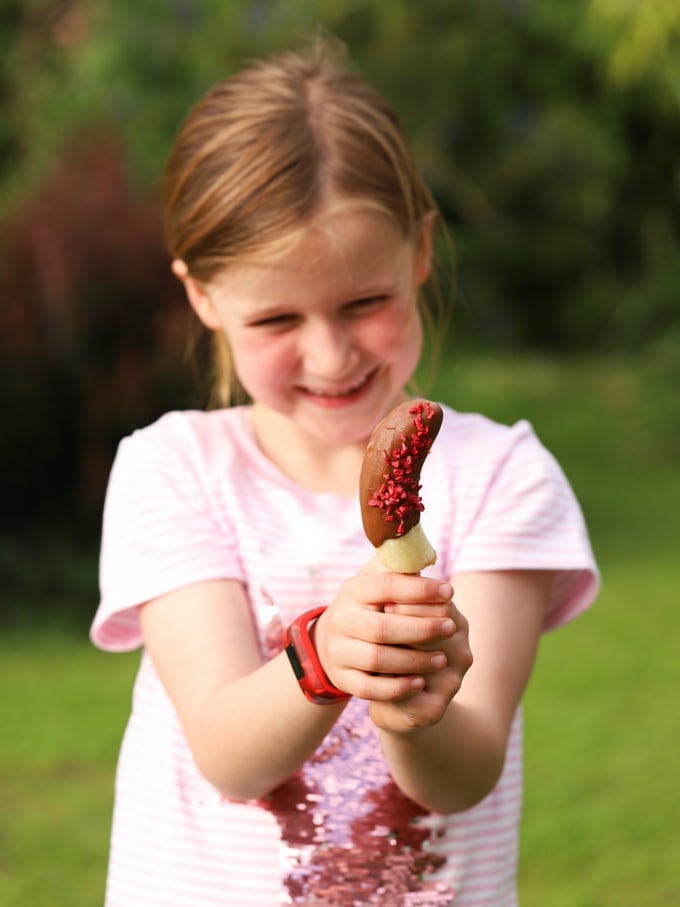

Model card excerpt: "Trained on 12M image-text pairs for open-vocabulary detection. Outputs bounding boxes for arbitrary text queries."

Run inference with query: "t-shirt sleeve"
[90,416,245,652]
[453,419,599,631]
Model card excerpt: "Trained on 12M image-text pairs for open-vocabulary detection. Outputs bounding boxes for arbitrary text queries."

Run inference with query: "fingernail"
[438,582,453,599]
[441,619,455,636]
[431,653,447,668]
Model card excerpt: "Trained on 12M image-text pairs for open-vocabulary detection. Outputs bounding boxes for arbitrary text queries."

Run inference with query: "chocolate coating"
[359,400,443,547]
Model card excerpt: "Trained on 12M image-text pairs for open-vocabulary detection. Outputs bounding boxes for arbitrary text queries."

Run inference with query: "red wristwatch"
[283,607,350,705]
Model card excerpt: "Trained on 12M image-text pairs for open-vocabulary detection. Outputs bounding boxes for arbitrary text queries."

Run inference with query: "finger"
[358,571,453,608]
[361,610,455,647]
[344,670,427,703]
[359,555,389,575]
[384,601,453,619]
[350,640,448,677]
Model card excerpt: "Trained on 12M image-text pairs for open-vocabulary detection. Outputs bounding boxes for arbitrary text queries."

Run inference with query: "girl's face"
[185,207,431,448]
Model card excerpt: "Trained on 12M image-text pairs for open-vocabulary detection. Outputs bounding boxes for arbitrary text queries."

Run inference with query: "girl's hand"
[368,599,472,735]
[313,562,458,703]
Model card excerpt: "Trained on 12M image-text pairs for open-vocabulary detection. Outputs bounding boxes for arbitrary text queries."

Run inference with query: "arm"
[370,569,552,814]
[139,580,345,801]
[139,570,455,802]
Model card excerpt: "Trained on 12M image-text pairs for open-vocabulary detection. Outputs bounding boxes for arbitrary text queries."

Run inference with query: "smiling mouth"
[300,368,377,399]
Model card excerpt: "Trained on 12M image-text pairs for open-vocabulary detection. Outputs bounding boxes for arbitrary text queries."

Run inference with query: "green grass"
[521,562,680,906]
[1,352,678,906]
[0,635,139,906]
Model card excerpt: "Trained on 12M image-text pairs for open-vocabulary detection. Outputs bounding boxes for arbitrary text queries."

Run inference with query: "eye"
[248,313,299,330]
[344,295,389,316]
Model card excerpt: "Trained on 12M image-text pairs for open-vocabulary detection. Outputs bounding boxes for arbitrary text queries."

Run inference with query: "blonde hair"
[163,39,444,407]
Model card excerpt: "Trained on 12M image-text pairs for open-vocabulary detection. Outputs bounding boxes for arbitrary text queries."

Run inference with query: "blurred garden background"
[1,1,679,904]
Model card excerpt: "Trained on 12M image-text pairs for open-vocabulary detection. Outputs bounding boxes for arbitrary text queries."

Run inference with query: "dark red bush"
[0,133,198,533]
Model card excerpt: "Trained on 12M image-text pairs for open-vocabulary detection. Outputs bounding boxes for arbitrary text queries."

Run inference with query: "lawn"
[0,633,138,906]
[1,351,678,906]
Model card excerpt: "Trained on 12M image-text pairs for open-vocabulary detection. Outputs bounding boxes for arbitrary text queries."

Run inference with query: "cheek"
[228,332,294,387]
[369,303,423,360]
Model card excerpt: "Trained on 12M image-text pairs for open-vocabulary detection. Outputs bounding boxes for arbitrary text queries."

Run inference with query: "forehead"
[268,200,405,261]
[213,206,411,297]
[302,206,406,272]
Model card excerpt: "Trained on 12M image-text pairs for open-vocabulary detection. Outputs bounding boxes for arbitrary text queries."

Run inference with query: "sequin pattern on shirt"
[259,666,453,904]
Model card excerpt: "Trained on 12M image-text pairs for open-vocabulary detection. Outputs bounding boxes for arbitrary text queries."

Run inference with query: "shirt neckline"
[226,406,361,512]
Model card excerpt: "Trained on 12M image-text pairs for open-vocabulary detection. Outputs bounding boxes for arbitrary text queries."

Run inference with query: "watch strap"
[283,607,350,705]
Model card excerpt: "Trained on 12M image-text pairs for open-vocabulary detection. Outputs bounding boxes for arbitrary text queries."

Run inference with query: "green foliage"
[0,532,99,630]
[1,1,679,530]
[3,0,678,349]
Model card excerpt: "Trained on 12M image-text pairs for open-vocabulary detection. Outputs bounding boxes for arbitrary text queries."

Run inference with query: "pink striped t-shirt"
[91,404,599,906]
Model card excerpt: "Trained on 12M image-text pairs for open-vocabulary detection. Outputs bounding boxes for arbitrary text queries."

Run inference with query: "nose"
[301,317,359,379]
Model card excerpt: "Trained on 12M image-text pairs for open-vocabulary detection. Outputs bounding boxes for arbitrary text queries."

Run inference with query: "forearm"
[376,700,508,814]
[191,650,346,801]
[376,570,551,813]
[140,582,348,803]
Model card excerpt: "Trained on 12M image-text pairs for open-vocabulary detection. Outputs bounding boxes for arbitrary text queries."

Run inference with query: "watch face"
[285,643,306,682]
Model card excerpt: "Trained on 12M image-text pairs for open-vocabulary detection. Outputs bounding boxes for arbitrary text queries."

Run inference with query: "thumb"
[360,555,422,578]
[359,555,391,576]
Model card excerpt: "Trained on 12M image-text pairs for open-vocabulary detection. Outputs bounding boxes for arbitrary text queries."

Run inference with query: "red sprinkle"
[367,402,437,536]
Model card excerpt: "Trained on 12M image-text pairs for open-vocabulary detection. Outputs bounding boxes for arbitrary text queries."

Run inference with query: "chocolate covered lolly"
[360,400,443,573]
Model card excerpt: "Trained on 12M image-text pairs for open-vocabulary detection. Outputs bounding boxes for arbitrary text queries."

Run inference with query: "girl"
[91,40,599,906]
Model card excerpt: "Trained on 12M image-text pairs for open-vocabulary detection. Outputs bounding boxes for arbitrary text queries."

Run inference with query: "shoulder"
[94,409,254,651]
[429,403,587,546]
[433,405,599,622]
[122,406,250,453]
[102,406,259,531]
[435,404,549,474]
[114,407,254,477]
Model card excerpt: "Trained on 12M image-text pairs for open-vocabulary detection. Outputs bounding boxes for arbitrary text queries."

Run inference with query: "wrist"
[283,607,350,705]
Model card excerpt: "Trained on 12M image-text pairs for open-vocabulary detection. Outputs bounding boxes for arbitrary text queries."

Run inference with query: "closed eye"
[248,313,299,330]
[343,295,390,316]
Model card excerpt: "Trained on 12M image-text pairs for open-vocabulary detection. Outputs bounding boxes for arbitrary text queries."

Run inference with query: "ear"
[171,259,222,331]
[414,216,435,287]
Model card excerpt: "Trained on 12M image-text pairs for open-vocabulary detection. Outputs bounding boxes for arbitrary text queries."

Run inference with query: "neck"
[250,406,365,498]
